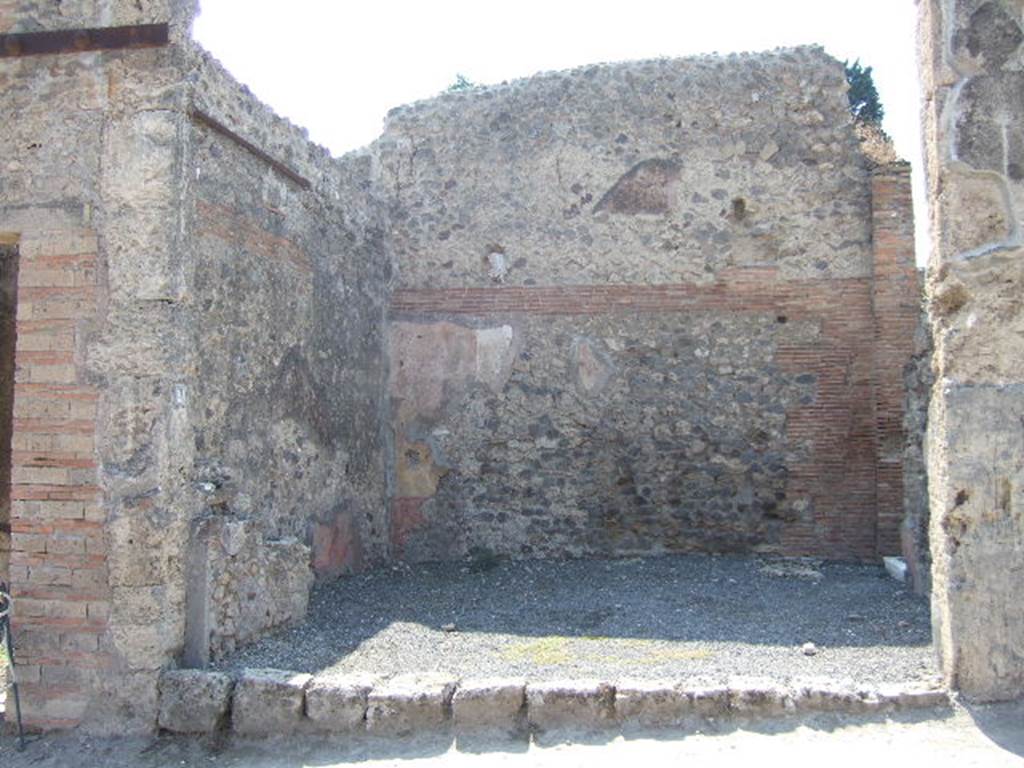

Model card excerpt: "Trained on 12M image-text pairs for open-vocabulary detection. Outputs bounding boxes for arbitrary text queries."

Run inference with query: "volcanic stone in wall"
[390,313,815,562]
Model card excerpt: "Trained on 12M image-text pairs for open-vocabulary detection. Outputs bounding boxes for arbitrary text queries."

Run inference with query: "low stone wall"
[183,518,313,664]
[156,667,949,738]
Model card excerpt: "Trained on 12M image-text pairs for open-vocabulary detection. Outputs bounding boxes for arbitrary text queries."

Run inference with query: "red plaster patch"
[312,512,363,577]
[390,497,428,558]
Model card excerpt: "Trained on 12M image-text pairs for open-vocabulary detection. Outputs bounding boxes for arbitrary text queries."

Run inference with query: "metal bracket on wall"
[189,109,313,191]
[0,23,169,58]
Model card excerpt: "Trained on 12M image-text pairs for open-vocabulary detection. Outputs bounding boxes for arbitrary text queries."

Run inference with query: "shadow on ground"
[965,698,1024,758]
[212,554,935,684]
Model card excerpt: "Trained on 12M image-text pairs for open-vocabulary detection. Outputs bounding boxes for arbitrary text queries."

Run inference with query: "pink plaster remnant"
[390,497,428,558]
[312,511,363,577]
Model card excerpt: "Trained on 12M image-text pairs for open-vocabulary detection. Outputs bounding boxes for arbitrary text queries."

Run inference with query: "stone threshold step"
[157,668,950,737]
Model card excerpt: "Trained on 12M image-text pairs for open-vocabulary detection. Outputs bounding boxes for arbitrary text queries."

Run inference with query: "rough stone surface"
[156,669,233,734]
[874,681,951,710]
[728,677,794,716]
[928,384,1024,699]
[791,678,873,713]
[920,0,1024,702]
[304,672,378,733]
[381,50,871,288]
[686,683,732,717]
[185,518,313,664]
[385,50,920,564]
[450,678,526,732]
[231,668,312,736]
[902,303,933,595]
[391,313,817,561]
[526,680,616,731]
[0,0,392,732]
[365,674,456,736]
[614,680,689,727]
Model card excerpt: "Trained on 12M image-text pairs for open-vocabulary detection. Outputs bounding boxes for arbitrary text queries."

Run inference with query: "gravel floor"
[213,554,938,685]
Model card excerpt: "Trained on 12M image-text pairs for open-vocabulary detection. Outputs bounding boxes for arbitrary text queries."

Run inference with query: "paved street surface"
[1,701,1022,767]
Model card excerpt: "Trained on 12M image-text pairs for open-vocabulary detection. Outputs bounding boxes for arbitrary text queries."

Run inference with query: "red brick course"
[390,167,917,561]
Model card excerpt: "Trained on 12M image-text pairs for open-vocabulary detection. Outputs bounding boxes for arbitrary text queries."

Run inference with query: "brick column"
[7,228,111,730]
[870,163,918,557]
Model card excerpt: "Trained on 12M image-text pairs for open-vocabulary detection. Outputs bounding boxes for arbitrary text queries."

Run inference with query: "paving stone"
[365,674,457,736]
[876,682,950,710]
[728,677,795,716]
[157,669,233,734]
[792,678,871,713]
[304,672,378,733]
[615,679,688,727]
[451,678,526,732]
[526,680,615,731]
[685,682,731,717]
[232,668,312,736]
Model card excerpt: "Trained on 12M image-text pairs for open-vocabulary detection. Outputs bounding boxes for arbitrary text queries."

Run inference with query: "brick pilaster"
[870,164,919,556]
[7,229,110,730]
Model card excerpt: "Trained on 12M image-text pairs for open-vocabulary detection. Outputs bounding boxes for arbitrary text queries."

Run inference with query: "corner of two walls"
[379,50,922,565]
[0,0,393,731]
[919,0,1024,701]
[0,0,203,732]
[177,46,393,665]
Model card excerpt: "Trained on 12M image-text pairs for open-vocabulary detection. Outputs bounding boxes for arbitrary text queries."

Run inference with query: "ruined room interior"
[0,0,1021,739]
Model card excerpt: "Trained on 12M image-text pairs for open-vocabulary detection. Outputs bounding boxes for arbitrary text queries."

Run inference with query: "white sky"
[192,0,928,263]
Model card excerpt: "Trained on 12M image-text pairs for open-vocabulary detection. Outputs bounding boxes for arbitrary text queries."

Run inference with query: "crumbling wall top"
[374,45,874,289]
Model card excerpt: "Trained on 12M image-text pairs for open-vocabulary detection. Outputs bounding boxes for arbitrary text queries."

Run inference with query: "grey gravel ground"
[212,554,937,685]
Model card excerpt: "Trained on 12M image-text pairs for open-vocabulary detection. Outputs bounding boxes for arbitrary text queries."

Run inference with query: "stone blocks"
[873,682,952,710]
[365,674,457,736]
[614,680,688,727]
[157,669,233,734]
[304,672,377,733]
[791,678,870,713]
[686,683,731,717]
[727,677,794,716]
[231,668,312,736]
[451,678,526,732]
[153,668,949,739]
[526,680,615,731]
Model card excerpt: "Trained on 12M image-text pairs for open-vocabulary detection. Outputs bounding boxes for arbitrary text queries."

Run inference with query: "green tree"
[844,59,884,125]
[446,74,475,93]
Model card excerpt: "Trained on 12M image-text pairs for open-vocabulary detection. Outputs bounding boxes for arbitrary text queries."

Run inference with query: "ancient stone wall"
[180,48,391,663]
[382,50,919,563]
[0,1,196,730]
[0,0,391,730]
[0,1,925,733]
[919,0,1024,700]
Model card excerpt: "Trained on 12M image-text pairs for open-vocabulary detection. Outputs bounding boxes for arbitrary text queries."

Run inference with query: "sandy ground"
[1,701,1022,767]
